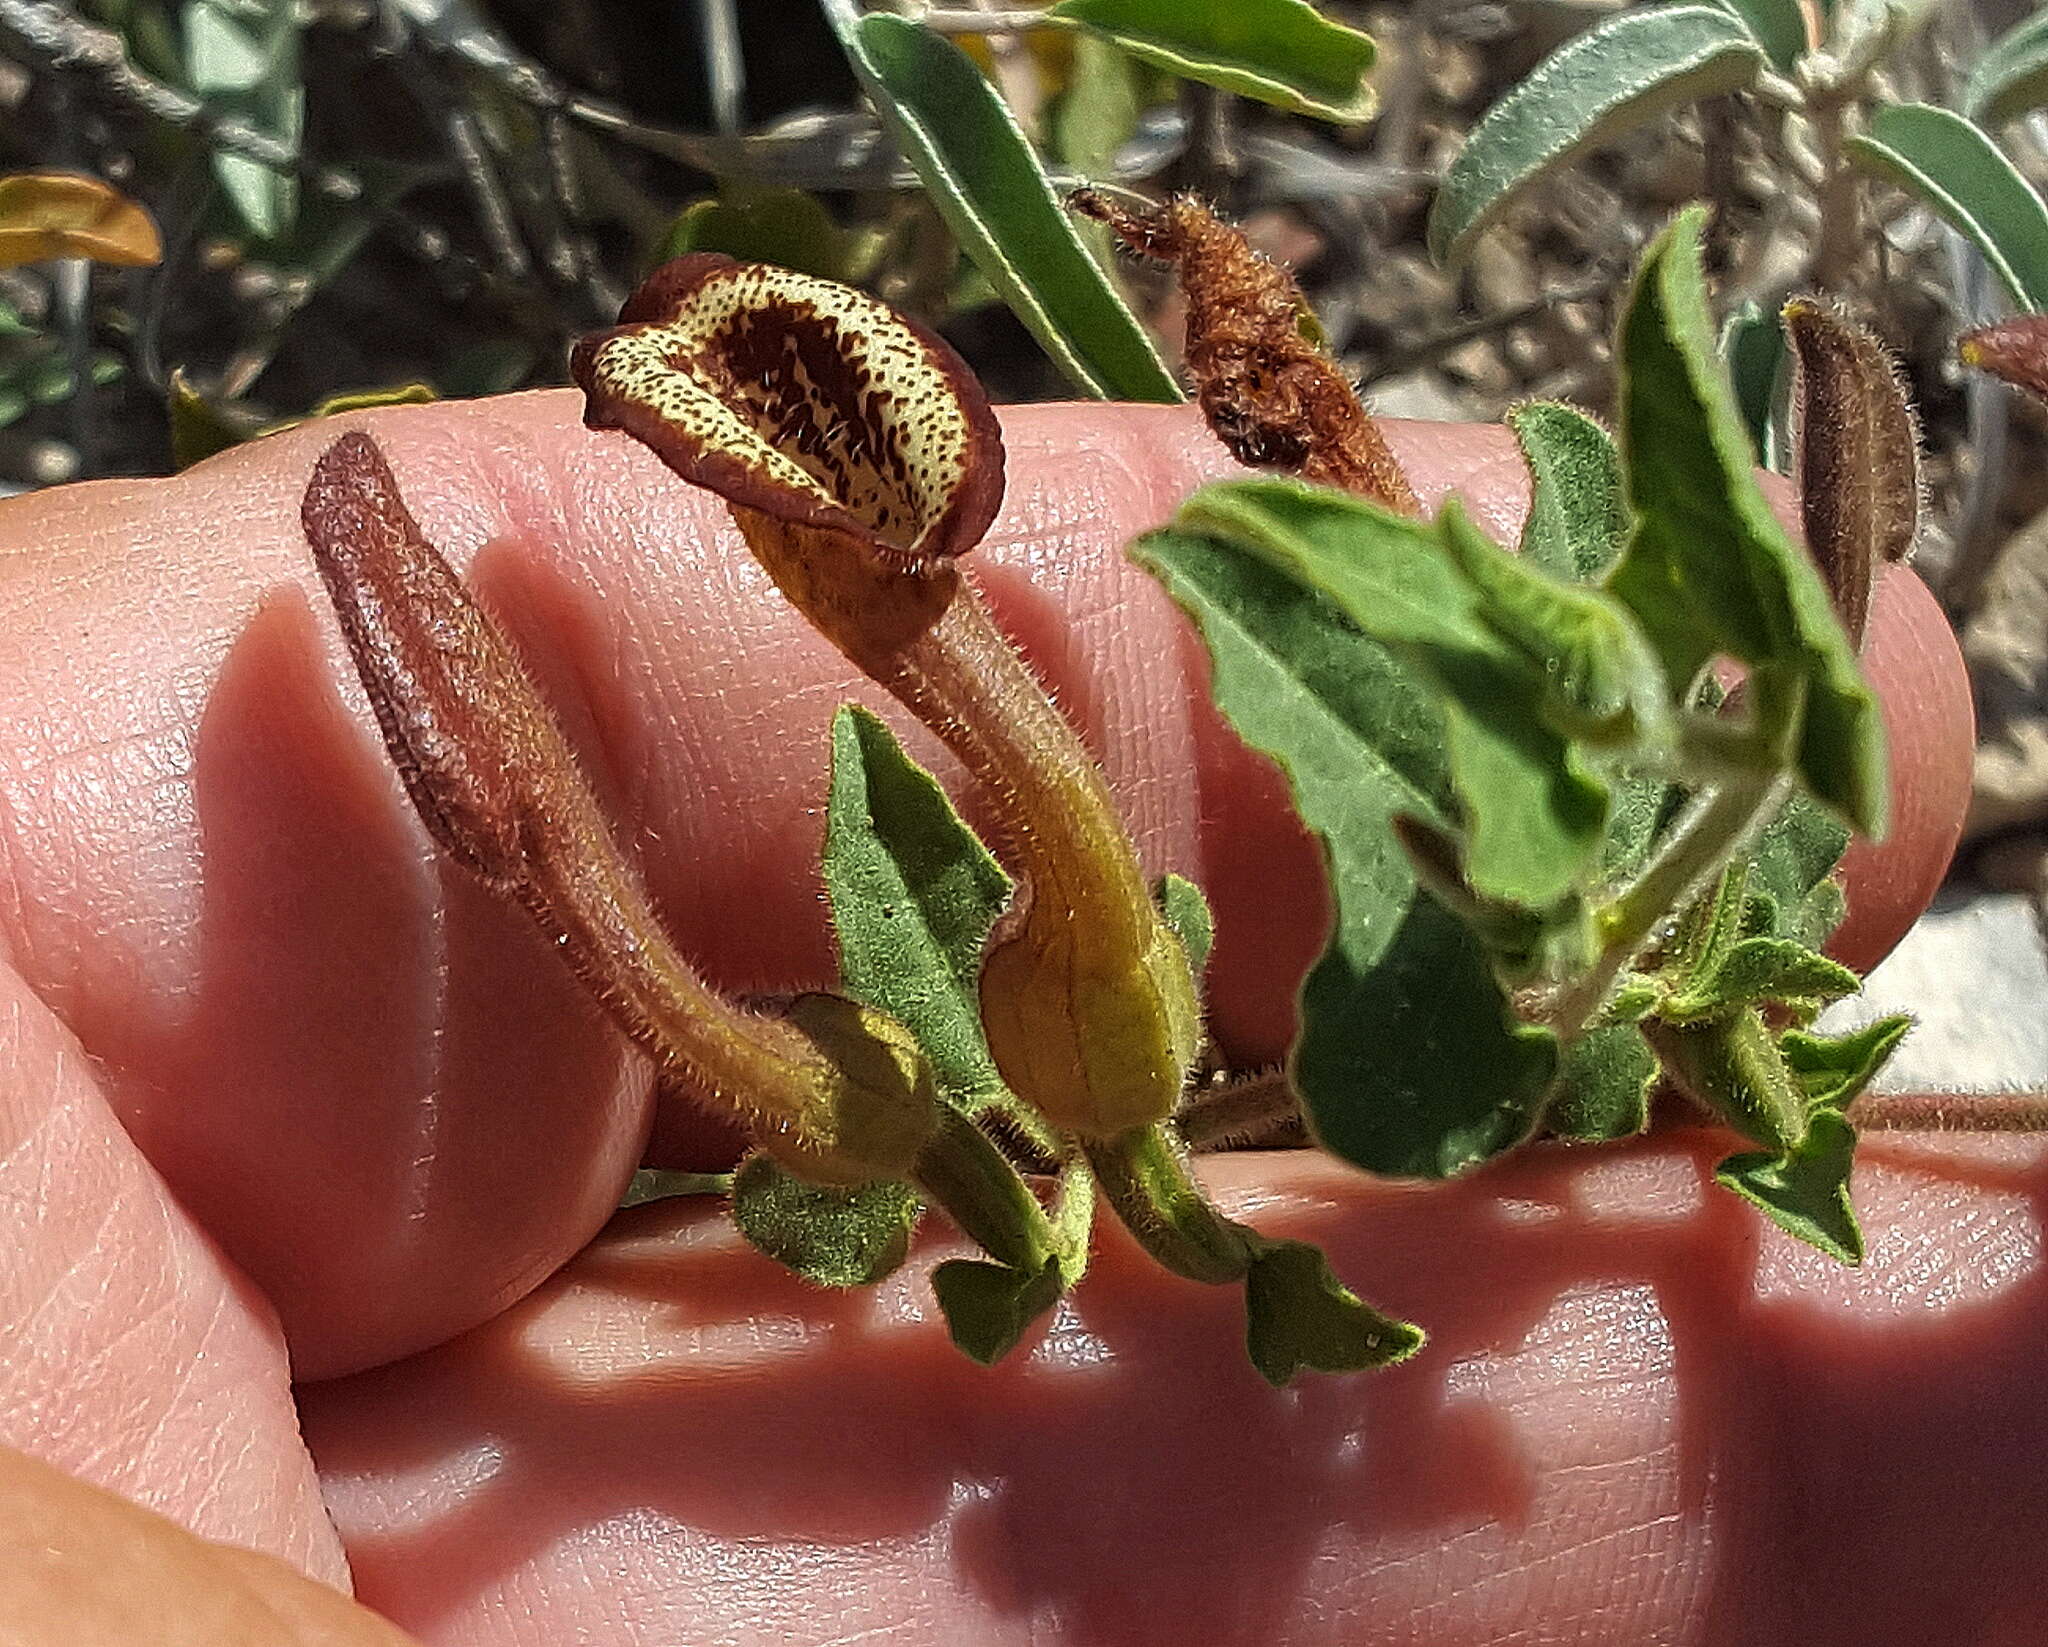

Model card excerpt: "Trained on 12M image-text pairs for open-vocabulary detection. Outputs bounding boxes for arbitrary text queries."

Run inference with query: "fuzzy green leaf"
[1545,1022,1658,1141]
[1154,872,1214,977]
[824,8,1182,402]
[1428,6,1764,266]
[1965,9,2048,128]
[1046,0,1378,123]
[1716,1109,1863,1263]
[1711,0,1809,70]
[1171,483,1614,907]
[1609,207,1888,835]
[825,705,1032,1131]
[1131,528,1558,1179]
[729,1154,920,1287]
[1661,935,1861,1022]
[1241,1236,1425,1385]
[1510,401,1629,581]
[1748,792,1852,946]
[931,1255,1065,1364]
[1846,103,2048,312]
[1780,1015,1911,1111]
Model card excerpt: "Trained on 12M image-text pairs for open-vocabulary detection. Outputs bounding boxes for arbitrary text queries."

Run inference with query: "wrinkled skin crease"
[0,395,2016,1647]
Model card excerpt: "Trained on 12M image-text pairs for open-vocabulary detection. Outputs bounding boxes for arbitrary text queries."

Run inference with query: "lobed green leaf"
[1428,6,1764,266]
[931,1256,1065,1364]
[1716,1110,1863,1264]
[1046,0,1379,123]
[1543,1022,1658,1141]
[1241,1236,1425,1384]
[823,7,1182,402]
[1131,527,1558,1179]
[1780,1015,1911,1111]
[1845,102,2048,312]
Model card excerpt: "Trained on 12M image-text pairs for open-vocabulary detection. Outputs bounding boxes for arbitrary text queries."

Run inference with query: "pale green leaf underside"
[1965,9,2048,127]
[187,0,304,242]
[825,9,1182,402]
[1716,1110,1863,1264]
[1509,401,1628,581]
[1132,529,1557,1179]
[1846,102,2048,312]
[1429,6,1764,265]
[1046,0,1379,123]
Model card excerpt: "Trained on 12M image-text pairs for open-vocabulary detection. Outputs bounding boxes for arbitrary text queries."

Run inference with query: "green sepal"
[1780,1015,1911,1111]
[824,706,1054,1147]
[729,1153,920,1288]
[619,1169,734,1209]
[931,1255,1066,1365]
[1241,1235,1425,1385]
[1154,872,1215,977]
[1716,1109,1864,1264]
[1659,936,1861,1023]
[1645,1008,1806,1153]
[1508,400,1629,581]
[1544,1022,1658,1141]
[1607,207,1888,836]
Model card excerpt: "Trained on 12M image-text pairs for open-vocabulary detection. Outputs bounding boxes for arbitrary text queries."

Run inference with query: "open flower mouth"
[572,254,1004,565]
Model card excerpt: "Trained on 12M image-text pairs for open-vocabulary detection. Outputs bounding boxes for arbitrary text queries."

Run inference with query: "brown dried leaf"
[1070,191,1418,514]
[1959,315,2048,405]
[1782,298,1922,650]
[0,172,162,268]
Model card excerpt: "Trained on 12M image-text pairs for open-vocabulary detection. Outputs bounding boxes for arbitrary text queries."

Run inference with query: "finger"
[0,956,347,1583]
[300,1133,2048,1646]
[0,397,1966,1377]
[0,1444,414,1644]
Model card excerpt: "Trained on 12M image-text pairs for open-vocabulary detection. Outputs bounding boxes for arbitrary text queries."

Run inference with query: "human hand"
[4,395,2032,1647]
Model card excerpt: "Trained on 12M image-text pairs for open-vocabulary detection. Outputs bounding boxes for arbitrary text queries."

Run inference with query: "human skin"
[1,395,2028,1647]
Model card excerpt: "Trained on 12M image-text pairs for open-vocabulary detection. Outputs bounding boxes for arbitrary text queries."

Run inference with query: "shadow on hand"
[301,1131,2048,1645]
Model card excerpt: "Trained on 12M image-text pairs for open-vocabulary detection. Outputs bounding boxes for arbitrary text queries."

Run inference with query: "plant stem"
[915,1105,1060,1272]
[1850,1094,2048,1133]
[1084,1125,1250,1284]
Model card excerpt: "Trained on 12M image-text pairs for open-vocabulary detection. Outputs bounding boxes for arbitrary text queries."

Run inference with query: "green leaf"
[1509,401,1628,581]
[1045,0,1378,123]
[1608,207,1887,835]
[1241,1236,1425,1385]
[619,1169,734,1208]
[1710,0,1809,71]
[1053,30,1144,177]
[652,187,856,282]
[823,7,1182,402]
[1716,1109,1864,1263]
[1172,482,1616,906]
[824,706,1029,1126]
[1544,1021,1658,1140]
[1964,9,2048,127]
[1154,872,1214,977]
[1779,1014,1910,1111]
[1428,6,1764,265]
[185,0,303,242]
[1660,935,1861,1021]
[1131,528,1559,1179]
[1748,791,1851,947]
[729,1153,919,1287]
[1846,102,2048,312]
[0,299,29,338]
[1720,300,1787,473]
[930,1255,1065,1364]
